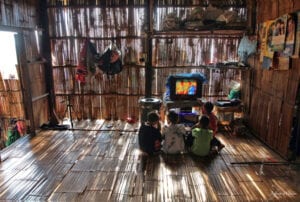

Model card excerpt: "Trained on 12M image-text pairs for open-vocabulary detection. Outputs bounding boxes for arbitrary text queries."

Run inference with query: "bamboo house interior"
[0,0,300,201]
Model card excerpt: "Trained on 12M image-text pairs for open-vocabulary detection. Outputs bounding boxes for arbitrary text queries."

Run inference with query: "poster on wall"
[271,15,287,52]
[276,13,297,70]
[282,13,297,57]
[259,21,275,69]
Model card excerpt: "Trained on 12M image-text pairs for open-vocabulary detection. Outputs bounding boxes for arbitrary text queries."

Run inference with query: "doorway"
[0,31,25,149]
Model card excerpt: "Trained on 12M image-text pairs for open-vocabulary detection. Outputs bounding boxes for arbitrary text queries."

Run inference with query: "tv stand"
[164,99,202,109]
[163,99,203,124]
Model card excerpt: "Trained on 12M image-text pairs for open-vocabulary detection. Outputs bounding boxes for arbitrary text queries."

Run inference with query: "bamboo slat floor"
[0,120,299,201]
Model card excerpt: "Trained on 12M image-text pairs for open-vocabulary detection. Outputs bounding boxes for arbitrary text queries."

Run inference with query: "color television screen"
[175,79,197,95]
[169,76,202,100]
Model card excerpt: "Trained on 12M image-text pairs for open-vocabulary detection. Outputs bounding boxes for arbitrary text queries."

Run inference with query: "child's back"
[202,102,218,136]
[139,124,162,154]
[138,111,162,155]
[191,116,213,156]
[162,111,186,154]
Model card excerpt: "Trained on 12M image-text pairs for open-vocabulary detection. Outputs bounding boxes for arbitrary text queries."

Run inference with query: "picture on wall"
[282,13,297,57]
[271,15,287,52]
[276,13,297,70]
[259,11,300,70]
[259,21,274,69]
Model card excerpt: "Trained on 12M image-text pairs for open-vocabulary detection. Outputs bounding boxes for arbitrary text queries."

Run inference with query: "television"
[168,75,203,101]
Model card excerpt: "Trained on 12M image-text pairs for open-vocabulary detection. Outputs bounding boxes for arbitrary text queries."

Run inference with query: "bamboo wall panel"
[50,38,145,67]
[261,70,272,93]
[251,67,262,89]
[47,7,145,38]
[0,0,37,28]
[257,0,300,24]
[249,88,259,133]
[257,0,277,22]
[271,71,289,99]
[47,5,149,120]
[55,94,141,121]
[53,66,145,120]
[277,102,294,156]
[0,91,24,119]
[28,63,47,98]
[266,98,281,149]
[28,60,49,128]
[48,1,246,120]
[0,93,11,118]
[51,64,244,120]
[50,39,79,67]
[258,93,270,142]
[152,37,241,67]
[52,67,75,94]
[296,0,300,10]
[241,69,250,113]
[23,30,41,62]
[33,98,49,129]
[285,59,300,106]
[248,0,300,157]
[278,0,295,16]
[0,74,4,91]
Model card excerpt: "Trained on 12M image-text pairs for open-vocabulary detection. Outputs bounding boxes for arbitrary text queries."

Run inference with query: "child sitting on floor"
[191,115,225,156]
[191,115,213,156]
[194,101,225,152]
[138,111,162,155]
[162,110,186,154]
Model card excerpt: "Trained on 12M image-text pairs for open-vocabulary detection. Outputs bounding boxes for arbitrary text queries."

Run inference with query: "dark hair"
[147,111,159,123]
[167,110,179,124]
[204,102,214,114]
[200,115,210,128]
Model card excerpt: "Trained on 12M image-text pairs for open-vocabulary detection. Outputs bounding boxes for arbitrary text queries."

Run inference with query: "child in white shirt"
[162,111,186,154]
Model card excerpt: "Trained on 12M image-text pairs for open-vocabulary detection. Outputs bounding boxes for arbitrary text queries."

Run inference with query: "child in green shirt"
[191,115,213,156]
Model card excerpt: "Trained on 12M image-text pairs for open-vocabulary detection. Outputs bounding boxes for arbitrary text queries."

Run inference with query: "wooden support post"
[145,0,153,98]
[38,0,56,124]
[246,0,257,34]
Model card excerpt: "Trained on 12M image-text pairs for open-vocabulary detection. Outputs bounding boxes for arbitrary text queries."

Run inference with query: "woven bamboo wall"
[248,0,300,157]
[48,1,246,120]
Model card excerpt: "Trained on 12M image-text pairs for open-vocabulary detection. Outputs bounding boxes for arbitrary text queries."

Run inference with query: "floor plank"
[0,120,299,201]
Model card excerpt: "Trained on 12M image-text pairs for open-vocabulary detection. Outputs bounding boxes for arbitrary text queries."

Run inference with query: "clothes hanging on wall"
[238,35,257,64]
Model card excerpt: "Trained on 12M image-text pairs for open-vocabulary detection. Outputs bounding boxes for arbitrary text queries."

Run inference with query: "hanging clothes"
[75,39,98,84]
[238,35,257,64]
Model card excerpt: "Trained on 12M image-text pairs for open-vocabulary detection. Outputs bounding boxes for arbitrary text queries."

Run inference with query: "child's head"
[147,111,160,124]
[167,110,179,124]
[203,102,214,114]
[199,115,210,129]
